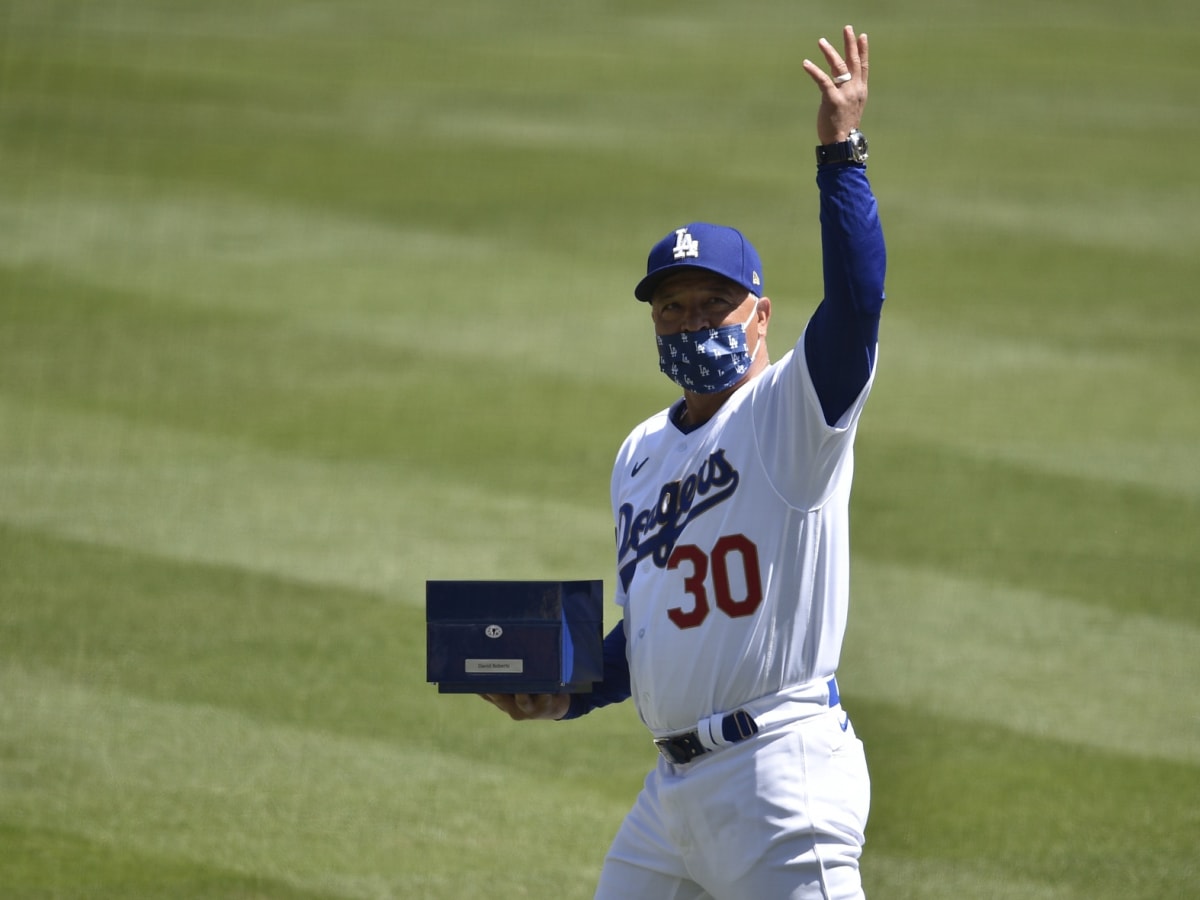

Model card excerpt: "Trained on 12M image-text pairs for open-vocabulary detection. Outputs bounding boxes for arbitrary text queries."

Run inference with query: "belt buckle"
[654,739,685,765]
[654,732,705,765]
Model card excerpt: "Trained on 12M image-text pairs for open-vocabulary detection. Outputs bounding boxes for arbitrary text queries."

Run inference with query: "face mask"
[656,299,760,394]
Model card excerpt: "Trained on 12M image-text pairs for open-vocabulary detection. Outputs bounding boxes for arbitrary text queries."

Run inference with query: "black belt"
[653,678,840,766]
[654,709,759,766]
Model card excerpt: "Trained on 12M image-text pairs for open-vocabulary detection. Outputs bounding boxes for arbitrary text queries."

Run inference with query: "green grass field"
[2,1,1199,897]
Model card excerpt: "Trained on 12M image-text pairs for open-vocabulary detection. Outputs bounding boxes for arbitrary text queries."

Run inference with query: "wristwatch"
[815,129,868,166]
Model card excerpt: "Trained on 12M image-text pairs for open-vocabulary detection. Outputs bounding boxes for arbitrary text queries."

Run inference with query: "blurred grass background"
[2,1,1198,897]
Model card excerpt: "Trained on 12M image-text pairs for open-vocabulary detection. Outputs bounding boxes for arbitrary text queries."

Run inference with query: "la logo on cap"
[672,228,700,260]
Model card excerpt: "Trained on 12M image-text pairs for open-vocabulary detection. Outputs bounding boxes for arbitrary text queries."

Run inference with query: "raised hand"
[802,25,870,145]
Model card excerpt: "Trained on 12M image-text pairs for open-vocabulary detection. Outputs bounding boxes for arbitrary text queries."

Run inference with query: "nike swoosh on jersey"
[631,457,650,477]
[839,713,851,732]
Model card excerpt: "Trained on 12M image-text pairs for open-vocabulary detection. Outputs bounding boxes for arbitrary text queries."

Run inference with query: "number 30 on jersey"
[666,534,763,629]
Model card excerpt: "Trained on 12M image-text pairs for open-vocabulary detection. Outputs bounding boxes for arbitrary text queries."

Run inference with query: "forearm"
[804,163,887,425]
[561,619,632,719]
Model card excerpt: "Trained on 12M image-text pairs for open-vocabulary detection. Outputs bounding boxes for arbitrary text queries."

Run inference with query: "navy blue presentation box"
[426,580,604,694]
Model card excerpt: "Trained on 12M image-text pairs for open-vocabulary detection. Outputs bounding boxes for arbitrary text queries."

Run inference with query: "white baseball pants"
[595,708,870,900]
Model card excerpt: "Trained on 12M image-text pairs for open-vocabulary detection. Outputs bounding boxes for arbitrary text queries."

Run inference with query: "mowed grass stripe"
[882,176,1200,259]
[852,435,1200,626]
[0,177,659,387]
[0,522,643,790]
[843,560,1200,765]
[866,313,1200,498]
[0,665,620,900]
[855,697,1200,899]
[0,398,613,601]
[1,824,328,900]
[0,523,625,755]
[0,220,648,484]
[863,856,1080,900]
[0,180,518,321]
[0,1,893,239]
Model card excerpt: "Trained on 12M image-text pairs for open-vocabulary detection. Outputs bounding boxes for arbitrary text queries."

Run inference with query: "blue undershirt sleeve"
[803,164,887,426]
[561,619,631,719]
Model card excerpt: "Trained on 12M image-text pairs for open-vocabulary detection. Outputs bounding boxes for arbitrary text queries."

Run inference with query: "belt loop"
[697,713,722,751]
[827,676,840,708]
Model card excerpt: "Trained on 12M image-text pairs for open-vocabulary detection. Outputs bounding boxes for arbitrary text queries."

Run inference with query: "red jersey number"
[666,534,763,629]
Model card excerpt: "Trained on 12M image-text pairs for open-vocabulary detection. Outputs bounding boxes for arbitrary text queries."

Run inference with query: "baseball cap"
[634,222,764,302]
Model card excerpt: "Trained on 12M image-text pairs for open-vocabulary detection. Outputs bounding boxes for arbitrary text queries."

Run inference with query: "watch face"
[850,131,869,162]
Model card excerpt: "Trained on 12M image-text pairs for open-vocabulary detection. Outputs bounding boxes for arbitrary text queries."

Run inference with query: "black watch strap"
[816,141,854,165]
[816,129,868,166]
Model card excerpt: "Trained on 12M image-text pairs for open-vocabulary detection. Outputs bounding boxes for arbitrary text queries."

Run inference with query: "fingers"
[842,25,860,71]
[801,49,839,91]
[803,25,870,145]
[479,692,526,719]
[820,34,851,84]
[841,26,869,86]
[480,692,523,718]
[479,692,566,721]
[803,26,868,90]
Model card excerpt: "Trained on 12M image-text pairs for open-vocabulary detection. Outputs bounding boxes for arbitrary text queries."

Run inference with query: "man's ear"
[756,296,772,336]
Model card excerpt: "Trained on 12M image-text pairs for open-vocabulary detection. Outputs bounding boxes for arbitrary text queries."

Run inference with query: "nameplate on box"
[466,659,524,674]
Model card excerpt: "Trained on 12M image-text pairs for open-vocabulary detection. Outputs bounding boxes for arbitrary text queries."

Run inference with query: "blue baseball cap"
[634,222,764,302]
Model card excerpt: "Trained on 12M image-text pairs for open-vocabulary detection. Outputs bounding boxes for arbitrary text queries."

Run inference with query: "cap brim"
[634,263,713,302]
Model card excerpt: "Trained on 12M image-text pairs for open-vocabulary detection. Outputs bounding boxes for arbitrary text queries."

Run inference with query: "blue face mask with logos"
[656,299,760,394]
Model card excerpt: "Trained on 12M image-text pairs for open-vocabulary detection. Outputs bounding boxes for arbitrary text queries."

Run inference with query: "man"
[483,25,885,900]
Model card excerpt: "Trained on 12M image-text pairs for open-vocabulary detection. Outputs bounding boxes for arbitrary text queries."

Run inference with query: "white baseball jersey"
[611,331,874,737]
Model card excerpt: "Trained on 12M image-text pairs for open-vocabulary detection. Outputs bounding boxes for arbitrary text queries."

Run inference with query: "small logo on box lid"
[485,625,503,639]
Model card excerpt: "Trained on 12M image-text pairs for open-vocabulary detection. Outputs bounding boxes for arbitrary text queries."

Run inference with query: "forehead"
[651,270,745,303]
